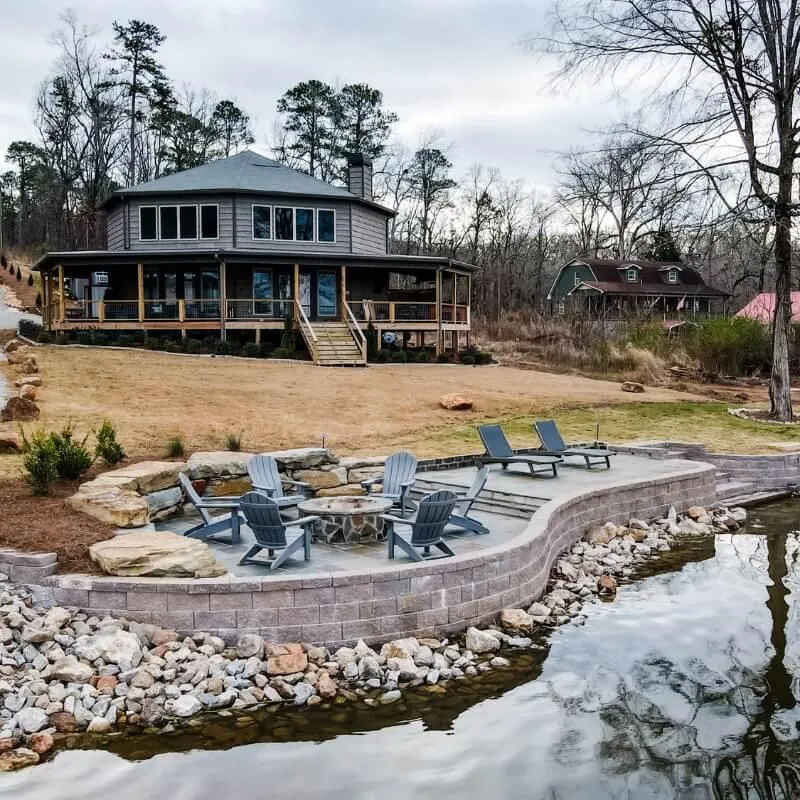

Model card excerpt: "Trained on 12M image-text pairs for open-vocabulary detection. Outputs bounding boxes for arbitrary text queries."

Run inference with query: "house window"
[318,209,335,243]
[626,269,638,282]
[574,272,582,287]
[139,207,157,240]
[295,208,314,241]
[557,301,565,315]
[179,206,198,239]
[252,205,272,240]
[253,269,273,300]
[159,206,178,240]
[200,205,218,239]
[667,269,678,283]
[274,207,294,240]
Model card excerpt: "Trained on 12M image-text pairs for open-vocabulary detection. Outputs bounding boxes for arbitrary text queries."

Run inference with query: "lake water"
[5,501,800,800]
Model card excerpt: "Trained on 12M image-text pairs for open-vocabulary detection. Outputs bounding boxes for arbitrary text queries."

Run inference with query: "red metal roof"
[736,292,800,323]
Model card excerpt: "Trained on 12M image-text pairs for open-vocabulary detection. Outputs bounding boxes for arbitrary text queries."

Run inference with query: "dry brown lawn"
[0,346,714,478]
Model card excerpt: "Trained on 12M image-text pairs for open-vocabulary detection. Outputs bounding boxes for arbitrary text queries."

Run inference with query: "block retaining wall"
[20,460,717,648]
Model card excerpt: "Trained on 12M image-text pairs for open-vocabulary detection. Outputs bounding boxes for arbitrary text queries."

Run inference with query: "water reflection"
[6,502,800,800]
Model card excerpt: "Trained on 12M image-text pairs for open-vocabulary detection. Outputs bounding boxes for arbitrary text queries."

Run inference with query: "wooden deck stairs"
[301,321,367,367]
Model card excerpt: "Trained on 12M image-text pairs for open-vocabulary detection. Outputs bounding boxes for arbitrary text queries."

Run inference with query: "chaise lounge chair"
[237,492,320,570]
[361,450,418,517]
[476,424,561,477]
[385,490,459,562]
[533,419,615,469]
[179,472,245,544]
[247,454,310,512]
[446,465,491,535]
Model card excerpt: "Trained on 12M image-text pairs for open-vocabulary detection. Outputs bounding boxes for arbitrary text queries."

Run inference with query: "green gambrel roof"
[105,150,391,213]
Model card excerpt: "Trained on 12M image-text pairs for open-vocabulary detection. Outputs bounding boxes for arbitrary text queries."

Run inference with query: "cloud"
[0,0,624,187]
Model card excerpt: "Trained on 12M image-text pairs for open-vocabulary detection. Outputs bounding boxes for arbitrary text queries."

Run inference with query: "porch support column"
[452,272,457,324]
[41,271,48,326]
[219,261,227,342]
[340,265,347,318]
[57,264,65,322]
[435,269,442,355]
[137,264,144,322]
[293,264,300,321]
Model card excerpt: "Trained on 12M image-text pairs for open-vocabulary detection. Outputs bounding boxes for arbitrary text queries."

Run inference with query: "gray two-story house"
[34,151,477,365]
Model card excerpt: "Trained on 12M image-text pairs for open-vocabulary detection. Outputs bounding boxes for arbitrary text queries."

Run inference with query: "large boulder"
[14,376,41,388]
[315,484,367,497]
[294,468,347,490]
[145,487,183,519]
[19,385,37,401]
[21,356,39,374]
[347,467,385,484]
[186,451,255,480]
[338,456,386,470]
[266,644,308,676]
[69,486,149,528]
[50,656,94,684]
[6,347,31,365]
[500,608,534,634]
[89,531,226,578]
[465,627,501,653]
[439,393,474,411]
[0,397,39,422]
[621,381,645,394]
[3,340,24,353]
[0,433,20,454]
[268,448,337,470]
[80,461,186,494]
[73,629,142,671]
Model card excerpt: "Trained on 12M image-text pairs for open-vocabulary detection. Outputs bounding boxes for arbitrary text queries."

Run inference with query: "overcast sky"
[0,0,629,191]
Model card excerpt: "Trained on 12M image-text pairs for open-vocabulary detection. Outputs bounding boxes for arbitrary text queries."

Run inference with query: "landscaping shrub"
[374,348,390,363]
[214,340,231,356]
[415,350,431,363]
[225,432,242,451]
[91,332,109,347]
[684,317,771,376]
[460,354,476,365]
[390,349,409,363]
[436,352,452,364]
[280,313,296,353]
[272,347,293,359]
[116,334,134,348]
[166,435,186,458]
[34,292,41,309]
[241,342,261,358]
[55,334,69,346]
[36,331,53,344]
[142,336,160,350]
[185,339,204,354]
[259,341,274,358]
[50,423,93,480]
[366,322,378,360]
[132,330,146,345]
[18,319,42,340]
[76,331,92,346]
[95,419,126,466]
[20,428,59,496]
[163,340,181,353]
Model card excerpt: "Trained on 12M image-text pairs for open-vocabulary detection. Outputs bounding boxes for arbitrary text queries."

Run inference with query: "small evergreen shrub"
[460,354,476,365]
[241,342,261,358]
[27,274,34,287]
[390,350,409,363]
[50,423,93,480]
[37,331,54,344]
[374,349,390,363]
[259,341,274,358]
[76,331,92,346]
[280,313,296,353]
[366,322,378,360]
[91,332,109,347]
[185,339,204,354]
[166,435,186,458]
[95,419,126,466]
[214,340,231,356]
[163,340,181,353]
[55,334,69,346]
[474,350,492,365]
[18,319,42,340]
[415,350,431,363]
[21,428,59,496]
[272,347,292,359]
[436,352,452,364]
[225,432,242,451]
[117,334,134,348]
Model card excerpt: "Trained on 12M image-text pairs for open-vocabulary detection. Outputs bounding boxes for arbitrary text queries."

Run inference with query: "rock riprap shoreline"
[0,503,745,771]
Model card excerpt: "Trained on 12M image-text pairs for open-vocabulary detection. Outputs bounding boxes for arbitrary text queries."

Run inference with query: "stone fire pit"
[297,496,393,544]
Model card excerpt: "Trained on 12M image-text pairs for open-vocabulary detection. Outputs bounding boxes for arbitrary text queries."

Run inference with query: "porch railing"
[226,299,292,319]
[295,298,318,361]
[344,302,367,363]
[100,301,139,321]
[144,299,179,320]
[346,301,470,325]
[441,304,470,324]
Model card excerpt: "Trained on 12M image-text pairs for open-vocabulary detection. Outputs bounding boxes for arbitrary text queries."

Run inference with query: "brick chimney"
[347,153,373,202]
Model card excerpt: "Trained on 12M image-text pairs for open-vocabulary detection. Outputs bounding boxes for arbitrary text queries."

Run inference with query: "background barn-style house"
[34,151,478,366]
[547,258,730,320]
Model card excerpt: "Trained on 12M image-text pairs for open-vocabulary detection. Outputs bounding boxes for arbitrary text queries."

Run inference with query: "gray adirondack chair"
[534,419,615,469]
[237,492,320,570]
[361,451,417,516]
[447,466,490,536]
[385,490,458,561]
[247,455,310,511]
[179,472,244,544]
[477,424,561,477]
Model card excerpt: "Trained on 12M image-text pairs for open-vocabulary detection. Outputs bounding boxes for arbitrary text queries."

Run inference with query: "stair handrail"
[294,299,317,342]
[344,301,368,363]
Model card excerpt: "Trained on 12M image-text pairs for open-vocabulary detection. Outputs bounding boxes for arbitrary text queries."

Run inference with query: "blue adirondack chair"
[534,419,615,469]
[361,451,418,516]
[446,465,491,536]
[237,492,319,570]
[385,490,458,561]
[477,424,561,477]
[247,454,310,511]
[179,472,244,544]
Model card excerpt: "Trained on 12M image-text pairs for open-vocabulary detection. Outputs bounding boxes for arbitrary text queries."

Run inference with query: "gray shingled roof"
[107,150,375,205]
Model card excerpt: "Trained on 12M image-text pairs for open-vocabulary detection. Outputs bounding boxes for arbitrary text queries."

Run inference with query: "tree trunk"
[769,209,793,420]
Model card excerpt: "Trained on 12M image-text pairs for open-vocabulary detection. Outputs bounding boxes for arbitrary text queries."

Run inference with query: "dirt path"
[0,347,708,465]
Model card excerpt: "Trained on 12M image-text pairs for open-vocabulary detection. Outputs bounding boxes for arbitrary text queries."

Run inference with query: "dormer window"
[626,269,638,282]
[667,269,679,283]
[574,272,582,287]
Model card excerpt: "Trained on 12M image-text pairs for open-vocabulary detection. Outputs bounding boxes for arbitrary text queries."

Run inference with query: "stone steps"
[413,478,543,519]
[716,480,755,500]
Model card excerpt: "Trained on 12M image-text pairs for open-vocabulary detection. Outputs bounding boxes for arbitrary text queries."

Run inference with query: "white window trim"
[667,269,678,283]
[199,204,219,240]
[178,204,199,241]
[627,269,638,282]
[139,205,159,241]
[159,205,179,241]
[316,208,336,244]
[573,272,582,287]
[251,204,273,241]
[295,208,315,242]
[274,206,296,241]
